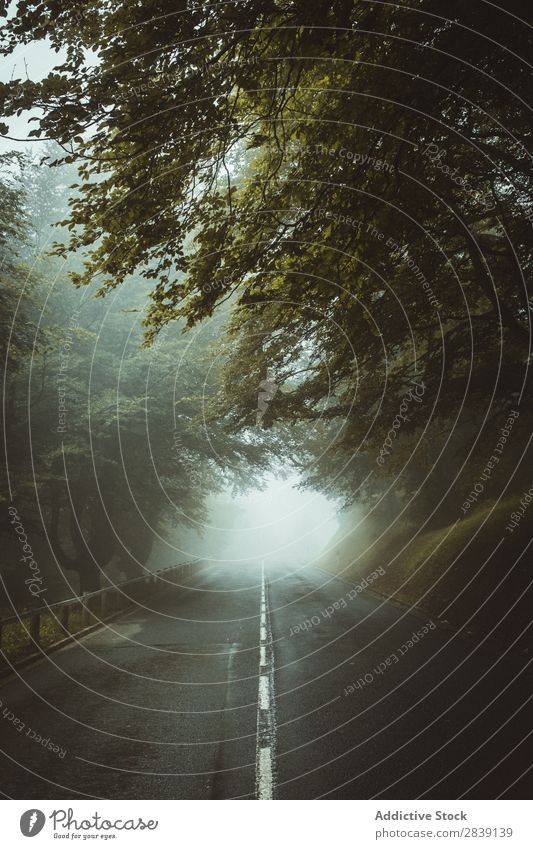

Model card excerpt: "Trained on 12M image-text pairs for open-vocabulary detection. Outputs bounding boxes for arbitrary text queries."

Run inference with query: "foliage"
[0,1,531,520]
[0,153,272,600]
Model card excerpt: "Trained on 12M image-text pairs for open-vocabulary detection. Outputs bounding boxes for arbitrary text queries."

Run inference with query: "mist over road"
[0,563,530,799]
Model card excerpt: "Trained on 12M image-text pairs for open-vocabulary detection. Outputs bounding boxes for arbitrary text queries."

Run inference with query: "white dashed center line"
[255,560,276,799]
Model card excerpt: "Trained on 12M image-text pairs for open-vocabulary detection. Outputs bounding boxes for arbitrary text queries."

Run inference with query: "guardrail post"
[60,605,69,635]
[82,595,91,627]
[30,612,40,645]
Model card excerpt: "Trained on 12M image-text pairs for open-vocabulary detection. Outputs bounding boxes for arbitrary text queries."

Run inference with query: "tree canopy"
[1,0,531,518]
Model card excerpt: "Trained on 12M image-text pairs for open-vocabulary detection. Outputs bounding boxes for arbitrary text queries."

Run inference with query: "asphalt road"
[0,562,531,799]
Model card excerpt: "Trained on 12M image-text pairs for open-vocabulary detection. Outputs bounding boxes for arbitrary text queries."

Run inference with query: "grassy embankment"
[320,495,531,646]
[0,610,86,668]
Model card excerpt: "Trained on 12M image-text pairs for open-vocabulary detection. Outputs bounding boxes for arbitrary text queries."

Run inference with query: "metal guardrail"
[0,560,198,653]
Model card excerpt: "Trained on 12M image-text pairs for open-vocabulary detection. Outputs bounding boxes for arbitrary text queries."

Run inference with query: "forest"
[0,0,531,644]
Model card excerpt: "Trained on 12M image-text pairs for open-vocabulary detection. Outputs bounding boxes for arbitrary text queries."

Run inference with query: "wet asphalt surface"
[0,562,531,799]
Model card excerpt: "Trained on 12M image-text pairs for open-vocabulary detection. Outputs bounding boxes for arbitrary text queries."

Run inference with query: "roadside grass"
[323,494,531,643]
[365,497,521,611]
[0,609,86,666]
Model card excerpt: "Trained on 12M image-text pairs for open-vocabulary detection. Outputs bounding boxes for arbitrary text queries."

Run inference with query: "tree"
[0,0,530,518]
[1,153,272,600]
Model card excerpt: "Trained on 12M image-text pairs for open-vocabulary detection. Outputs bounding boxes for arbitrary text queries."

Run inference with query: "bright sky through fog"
[0,38,60,152]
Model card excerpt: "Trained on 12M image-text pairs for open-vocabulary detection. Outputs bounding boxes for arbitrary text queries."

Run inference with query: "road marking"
[258,747,273,797]
[259,675,270,709]
[255,560,276,799]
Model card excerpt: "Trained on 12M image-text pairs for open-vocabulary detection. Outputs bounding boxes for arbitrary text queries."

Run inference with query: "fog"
[149,473,341,570]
